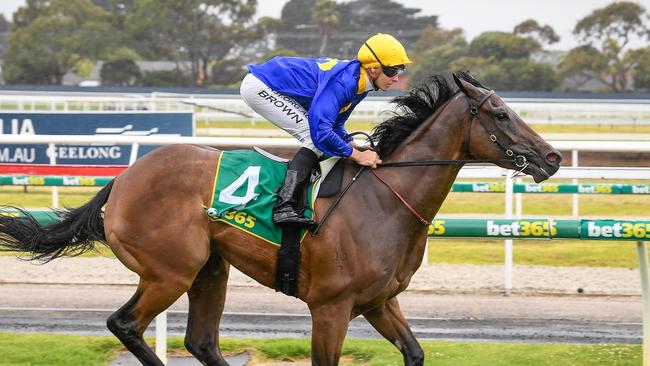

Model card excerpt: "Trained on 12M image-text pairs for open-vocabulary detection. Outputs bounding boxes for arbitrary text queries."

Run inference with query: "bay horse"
[0,72,561,365]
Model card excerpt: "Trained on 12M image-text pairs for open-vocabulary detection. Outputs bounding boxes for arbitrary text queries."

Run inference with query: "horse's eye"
[495,112,509,120]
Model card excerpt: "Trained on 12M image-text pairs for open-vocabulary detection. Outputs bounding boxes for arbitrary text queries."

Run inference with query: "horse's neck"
[384,97,468,221]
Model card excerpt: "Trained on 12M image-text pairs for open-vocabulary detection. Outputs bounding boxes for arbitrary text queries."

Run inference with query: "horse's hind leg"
[105,232,210,366]
[363,297,424,366]
[184,249,231,365]
[107,278,195,366]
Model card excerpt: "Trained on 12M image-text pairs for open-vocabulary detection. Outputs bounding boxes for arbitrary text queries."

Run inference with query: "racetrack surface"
[0,256,642,344]
[0,284,641,344]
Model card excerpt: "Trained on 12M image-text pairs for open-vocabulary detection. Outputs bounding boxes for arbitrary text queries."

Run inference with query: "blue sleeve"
[308,81,354,157]
[334,105,357,142]
[333,124,352,143]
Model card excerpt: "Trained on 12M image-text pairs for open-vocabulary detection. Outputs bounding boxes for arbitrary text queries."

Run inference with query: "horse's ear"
[452,72,465,92]
[453,71,482,101]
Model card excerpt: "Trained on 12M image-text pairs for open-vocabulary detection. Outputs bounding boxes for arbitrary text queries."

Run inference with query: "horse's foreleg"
[309,301,354,365]
[185,249,230,366]
[363,297,424,366]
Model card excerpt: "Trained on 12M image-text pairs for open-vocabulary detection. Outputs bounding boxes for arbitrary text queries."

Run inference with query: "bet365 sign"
[0,113,193,165]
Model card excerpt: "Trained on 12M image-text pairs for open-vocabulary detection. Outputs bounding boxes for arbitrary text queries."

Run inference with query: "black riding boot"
[273,147,319,226]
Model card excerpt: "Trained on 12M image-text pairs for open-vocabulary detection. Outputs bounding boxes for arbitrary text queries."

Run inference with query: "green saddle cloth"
[205,149,316,245]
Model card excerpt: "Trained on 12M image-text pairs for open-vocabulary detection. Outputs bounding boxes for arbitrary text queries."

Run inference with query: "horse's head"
[453,72,562,182]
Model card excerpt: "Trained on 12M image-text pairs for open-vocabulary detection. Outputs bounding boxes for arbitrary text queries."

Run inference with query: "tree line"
[2,0,650,92]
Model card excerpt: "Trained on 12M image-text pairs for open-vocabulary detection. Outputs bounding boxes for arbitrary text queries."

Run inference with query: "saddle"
[253,146,346,199]
[253,147,346,297]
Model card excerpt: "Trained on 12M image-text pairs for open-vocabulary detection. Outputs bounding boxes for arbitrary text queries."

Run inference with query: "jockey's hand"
[350,149,382,168]
[350,141,375,152]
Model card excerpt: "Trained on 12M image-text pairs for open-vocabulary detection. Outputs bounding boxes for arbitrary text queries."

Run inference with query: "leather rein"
[312,92,528,235]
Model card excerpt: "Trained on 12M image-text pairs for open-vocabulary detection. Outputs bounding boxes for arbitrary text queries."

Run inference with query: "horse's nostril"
[546,152,561,163]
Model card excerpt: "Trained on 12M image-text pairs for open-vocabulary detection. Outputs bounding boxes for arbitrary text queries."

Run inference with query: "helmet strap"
[364,42,385,69]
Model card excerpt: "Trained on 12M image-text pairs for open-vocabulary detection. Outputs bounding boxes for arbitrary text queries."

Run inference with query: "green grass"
[0,333,640,366]
[0,333,121,366]
[0,186,100,208]
[438,191,650,216]
[427,239,644,268]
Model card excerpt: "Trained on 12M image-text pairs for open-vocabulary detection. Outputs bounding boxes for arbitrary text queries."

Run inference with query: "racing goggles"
[364,42,406,77]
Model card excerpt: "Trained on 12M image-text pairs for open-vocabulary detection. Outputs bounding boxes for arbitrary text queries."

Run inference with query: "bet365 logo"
[486,220,556,237]
[584,222,650,239]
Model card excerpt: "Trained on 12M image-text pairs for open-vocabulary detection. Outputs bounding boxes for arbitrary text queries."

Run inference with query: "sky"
[1,0,649,50]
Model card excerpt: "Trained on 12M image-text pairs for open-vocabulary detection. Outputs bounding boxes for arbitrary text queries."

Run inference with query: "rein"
[369,169,430,225]
[312,92,530,234]
[379,158,511,167]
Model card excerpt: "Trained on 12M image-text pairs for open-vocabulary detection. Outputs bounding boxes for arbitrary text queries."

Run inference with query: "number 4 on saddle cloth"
[204,148,342,246]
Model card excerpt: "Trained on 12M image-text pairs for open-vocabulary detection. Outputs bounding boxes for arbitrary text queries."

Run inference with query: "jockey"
[240,33,412,227]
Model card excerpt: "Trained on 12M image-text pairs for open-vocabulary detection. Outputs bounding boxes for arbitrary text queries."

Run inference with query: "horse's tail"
[0,179,114,262]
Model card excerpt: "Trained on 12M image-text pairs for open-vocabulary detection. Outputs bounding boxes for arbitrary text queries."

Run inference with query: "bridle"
[312,91,531,234]
[377,91,528,170]
[466,90,529,171]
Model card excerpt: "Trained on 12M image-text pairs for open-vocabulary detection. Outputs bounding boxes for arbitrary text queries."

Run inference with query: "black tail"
[0,180,115,262]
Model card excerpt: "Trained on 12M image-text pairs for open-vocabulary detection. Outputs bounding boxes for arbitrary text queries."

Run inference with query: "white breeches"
[240,73,321,154]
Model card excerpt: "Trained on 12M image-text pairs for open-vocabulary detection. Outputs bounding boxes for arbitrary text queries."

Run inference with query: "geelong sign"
[0,112,193,164]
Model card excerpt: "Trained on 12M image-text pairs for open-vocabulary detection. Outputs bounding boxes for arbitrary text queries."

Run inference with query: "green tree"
[557,45,608,90]
[312,0,339,55]
[563,1,650,92]
[0,14,10,60]
[276,0,318,55]
[91,0,137,56]
[513,19,560,46]
[278,0,437,58]
[413,25,466,54]
[629,47,650,91]
[91,0,135,28]
[210,58,247,86]
[409,43,468,83]
[141,69,192,87]
[449,55,502,86]
[235,16,285,67]
[499,59,557,91]
[468,31,541,59]
[410,29,558,92]
[100,58,141,86]
[574,1,648,47]
[4,0,116,84]
[125,0,258,86]
[259,48,299,62]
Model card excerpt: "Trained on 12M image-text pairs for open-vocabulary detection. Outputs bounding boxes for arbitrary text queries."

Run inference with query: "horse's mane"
[371,71,487,158]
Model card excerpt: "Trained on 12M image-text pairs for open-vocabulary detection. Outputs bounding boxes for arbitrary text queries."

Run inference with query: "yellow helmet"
[357,33,413,69]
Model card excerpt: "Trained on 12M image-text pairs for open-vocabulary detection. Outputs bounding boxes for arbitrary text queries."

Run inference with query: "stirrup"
[273,206,315,227]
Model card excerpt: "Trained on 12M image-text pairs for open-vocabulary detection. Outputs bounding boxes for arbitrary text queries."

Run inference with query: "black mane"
[371,71,487,158]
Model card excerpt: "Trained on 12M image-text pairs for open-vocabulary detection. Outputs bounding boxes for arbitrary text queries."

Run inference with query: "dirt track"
[0,256,642,326]
[0,256,643,296]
